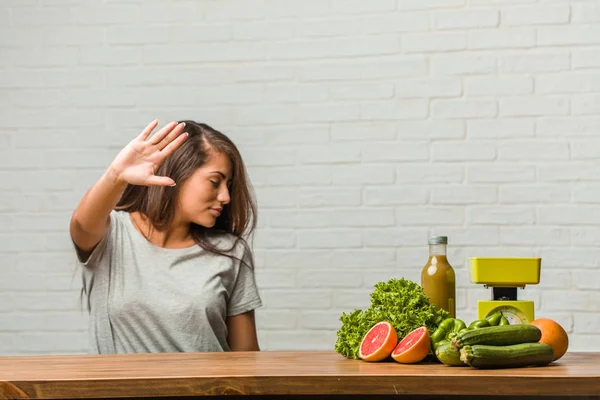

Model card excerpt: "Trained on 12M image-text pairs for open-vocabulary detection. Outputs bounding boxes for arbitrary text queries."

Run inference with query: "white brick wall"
[2,0,599,355]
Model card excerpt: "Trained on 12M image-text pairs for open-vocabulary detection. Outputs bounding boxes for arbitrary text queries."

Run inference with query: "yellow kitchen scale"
[469,257,541,324]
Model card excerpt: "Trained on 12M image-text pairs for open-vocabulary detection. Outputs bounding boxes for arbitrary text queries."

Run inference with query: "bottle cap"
[429,236,448,245]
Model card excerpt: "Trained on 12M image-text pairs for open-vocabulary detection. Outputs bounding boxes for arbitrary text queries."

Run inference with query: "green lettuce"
[334,278,450,360]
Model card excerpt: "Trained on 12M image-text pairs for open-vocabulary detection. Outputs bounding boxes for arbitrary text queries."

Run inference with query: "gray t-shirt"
[77,210,262,354]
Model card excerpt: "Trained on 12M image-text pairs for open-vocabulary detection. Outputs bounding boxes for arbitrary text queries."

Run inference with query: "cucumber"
[452,324,542,350]
[460,343,555,369]
[435,341,466,367]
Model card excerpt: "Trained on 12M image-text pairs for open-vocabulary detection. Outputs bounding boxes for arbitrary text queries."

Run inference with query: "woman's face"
[177,150,232,228]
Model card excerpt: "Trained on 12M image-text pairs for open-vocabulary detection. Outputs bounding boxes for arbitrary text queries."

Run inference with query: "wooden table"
[1,351,599,399]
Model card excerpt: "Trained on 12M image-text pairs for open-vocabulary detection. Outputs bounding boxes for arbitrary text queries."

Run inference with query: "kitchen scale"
[469,257,541,324]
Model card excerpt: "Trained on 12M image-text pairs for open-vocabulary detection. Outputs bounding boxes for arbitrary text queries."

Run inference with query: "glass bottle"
[421,236,456,318]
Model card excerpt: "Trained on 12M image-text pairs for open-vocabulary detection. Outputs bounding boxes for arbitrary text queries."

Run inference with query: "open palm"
[111,120,188,187]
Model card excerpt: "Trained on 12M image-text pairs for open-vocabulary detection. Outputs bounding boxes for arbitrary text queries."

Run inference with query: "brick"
[298,103,361,123]
[332,165,395,185]
[264,82,327,103]
[205,0,265,20]
[574,314,600,334]
[256,310,298,330]
[469,165,535,183]
[331,82,394,100]
[471,0,535,3]
[573,271,600,291]
[268,211,330,229]
[539,165,600,182]
[333,249,397,268]
[235,65,294,82]
[432,99,498,118]
[0,312,87,331]
[299,311,352,330]
[266,331,336,351]
[330,208,396,227]
[333,36,401,57]
[396,78,462,98]
[262,125,329,145]
[266,39,333,60]
[233,22,293,41]
[571,4,600,23]
[541,248,600,269]
[434,227,500,245]
[469,28,535,50]
[572,141,600,160]
[267,166,332,186]
[242,148,295,167]
[499,141,568,160]
[72,5,141,24]
[537,72,600,94]
[499,96,568,116]
[297,230,362,249]
[363,228,429,247]
[500,185,570,204]
[572,94,600,115]
[434,10,499,30]
[465,77,532,96]
[174,25,232,42]
[254,188,298,208]
[572,49,600,69]
[432,141,496,161]
[7,47,79,67]
[502,5,570,25]
[396,164,464,183]
[301,18,364,37]
[297,271,363,288]
[538,25,600,46]
[362,99,428,120]
[14,332,87,353]
[236,105,295,125]
[403,32,467,53]
[363,187,429,206]
[331,123,396,141]
[363,142,428,162]
[297,61,363,81]
[467,119,535,138]
[362,57,428,79]
[254,229,296,249]
[332,0,395,13]
[260,290,332,309]
[572,228,600,246]
[397,0,464,10]
[298,188,362,208]
[539,206,600,225]
[364,13,429,34]
[499,227,569,246]
[266,250,332,269]
[431,186,497,204]
[573,185,600,203]
[500,52,570,73]
[398,120,465,140]
[537,117,600,137]
[395,206,465,225]
[468,206,535,225]
[143,43,265,64]
[542,291,598,312]
[255,270,296,289]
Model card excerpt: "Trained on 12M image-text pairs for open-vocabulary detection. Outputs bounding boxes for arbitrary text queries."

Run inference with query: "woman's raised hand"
[109,120,188,187]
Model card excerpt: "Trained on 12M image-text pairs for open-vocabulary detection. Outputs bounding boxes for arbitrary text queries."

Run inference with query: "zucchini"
[452,324,541,350]
[435,341,466,367]
[460,343,555,369]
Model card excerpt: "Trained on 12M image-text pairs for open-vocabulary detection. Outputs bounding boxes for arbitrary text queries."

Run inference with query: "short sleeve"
[73,211,118,268]
[227,241,262,317]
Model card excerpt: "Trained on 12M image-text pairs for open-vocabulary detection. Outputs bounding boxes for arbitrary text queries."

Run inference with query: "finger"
[160,131,189,159]
[137,120,159,141]
[145,175,176,187]
[157,122,186,150]
[148,121,178,145]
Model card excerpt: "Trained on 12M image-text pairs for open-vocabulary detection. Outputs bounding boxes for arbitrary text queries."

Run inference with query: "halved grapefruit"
[359,321,398,362]
[391,326,431,364]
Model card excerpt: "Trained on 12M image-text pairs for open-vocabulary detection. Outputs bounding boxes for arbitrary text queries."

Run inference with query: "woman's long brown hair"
[115,120,257,259]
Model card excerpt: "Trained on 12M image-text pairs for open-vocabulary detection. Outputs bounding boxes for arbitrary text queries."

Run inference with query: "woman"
[70,120,262,354]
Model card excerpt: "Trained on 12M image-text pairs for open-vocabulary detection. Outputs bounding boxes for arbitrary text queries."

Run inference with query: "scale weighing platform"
[469,257,541,324]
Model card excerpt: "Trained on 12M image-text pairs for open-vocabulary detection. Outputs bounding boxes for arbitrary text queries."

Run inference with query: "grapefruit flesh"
[359,321,398,362]
[391,326,431,364]
[530,318,569,361]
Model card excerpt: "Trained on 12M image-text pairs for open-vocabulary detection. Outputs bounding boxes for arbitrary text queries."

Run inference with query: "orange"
[391,326,431,364]
[359,321,398,362]
[530,318,569,361]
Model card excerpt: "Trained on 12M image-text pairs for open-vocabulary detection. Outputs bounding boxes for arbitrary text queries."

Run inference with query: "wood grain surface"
[0,351,599,399]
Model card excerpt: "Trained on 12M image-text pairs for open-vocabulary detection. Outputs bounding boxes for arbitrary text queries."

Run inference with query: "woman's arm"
[70,120,187,261]
[226,310,260,351]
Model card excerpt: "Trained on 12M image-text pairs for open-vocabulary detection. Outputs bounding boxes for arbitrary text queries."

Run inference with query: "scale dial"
[486,305,530,325]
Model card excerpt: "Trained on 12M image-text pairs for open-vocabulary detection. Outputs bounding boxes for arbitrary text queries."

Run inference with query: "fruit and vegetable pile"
[335,278,570,369]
